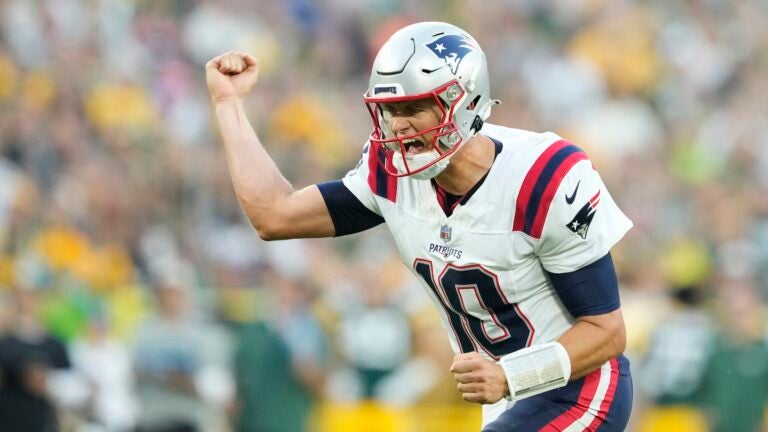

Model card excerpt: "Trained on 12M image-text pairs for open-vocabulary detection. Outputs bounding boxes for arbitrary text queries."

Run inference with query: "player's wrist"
[212,95,245,106]
[499,342,571,402]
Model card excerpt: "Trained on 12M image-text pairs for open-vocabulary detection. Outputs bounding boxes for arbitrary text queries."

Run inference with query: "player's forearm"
[214,98,293,235]
[557,309,626,380]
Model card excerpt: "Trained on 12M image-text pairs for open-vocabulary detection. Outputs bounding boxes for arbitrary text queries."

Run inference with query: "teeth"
[401,139,424,155]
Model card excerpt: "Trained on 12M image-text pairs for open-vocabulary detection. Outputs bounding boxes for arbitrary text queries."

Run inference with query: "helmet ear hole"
[466,95,481,111]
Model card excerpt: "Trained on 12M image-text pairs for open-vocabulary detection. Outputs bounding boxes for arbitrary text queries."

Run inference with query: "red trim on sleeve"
[367,143,398,203]
[529,151,589,238]
[367,144,378,192]
[513,140,569,232]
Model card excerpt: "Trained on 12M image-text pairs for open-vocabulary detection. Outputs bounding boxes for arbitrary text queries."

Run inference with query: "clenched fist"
[450,352,510,404]
[205,51,259,104]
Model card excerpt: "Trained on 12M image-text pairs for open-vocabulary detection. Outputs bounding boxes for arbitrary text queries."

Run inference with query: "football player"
[206,21,632,431]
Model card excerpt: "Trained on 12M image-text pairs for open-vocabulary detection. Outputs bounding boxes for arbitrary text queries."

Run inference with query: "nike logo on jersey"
[565,181,581,205]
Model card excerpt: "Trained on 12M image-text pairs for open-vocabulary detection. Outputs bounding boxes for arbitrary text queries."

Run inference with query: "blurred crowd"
[0,0,767,431]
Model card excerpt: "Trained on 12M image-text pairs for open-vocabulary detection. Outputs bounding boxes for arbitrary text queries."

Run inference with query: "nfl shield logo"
[440,224,452,242]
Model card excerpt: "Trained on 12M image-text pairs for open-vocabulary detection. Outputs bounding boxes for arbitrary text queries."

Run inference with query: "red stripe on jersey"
[589,190,601,206]
[540,365,602,431]
[540,360,620,432]
[367,144,378,193]
[367,143,398,202]
[513,140,570,233]
[529,151,589,238]
[585,358,620,431]
[388,182,397,202]
[385,151,398,202]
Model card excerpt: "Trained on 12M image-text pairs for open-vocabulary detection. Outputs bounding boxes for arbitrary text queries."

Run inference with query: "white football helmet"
[364,22,497,179]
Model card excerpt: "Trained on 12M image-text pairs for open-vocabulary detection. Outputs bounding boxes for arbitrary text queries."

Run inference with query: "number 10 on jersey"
[414,259,534,359]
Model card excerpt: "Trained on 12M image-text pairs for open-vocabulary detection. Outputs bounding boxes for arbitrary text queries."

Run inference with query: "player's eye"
[380,103,424,117]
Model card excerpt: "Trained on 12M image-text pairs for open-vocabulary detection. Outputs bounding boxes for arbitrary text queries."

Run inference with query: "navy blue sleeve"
[317,180,384,236]
[545,253,620,318]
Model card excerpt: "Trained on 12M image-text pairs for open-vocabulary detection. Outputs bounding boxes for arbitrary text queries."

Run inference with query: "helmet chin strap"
[392,149,450,180]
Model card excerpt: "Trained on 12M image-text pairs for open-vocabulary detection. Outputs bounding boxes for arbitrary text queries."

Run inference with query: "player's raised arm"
[205,51,335,240]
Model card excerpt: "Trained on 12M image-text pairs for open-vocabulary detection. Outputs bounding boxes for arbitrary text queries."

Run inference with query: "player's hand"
[450,352,510,404]
[205,51,259,104]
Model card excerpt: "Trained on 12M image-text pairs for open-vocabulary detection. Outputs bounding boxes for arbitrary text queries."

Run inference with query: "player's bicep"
[268,180,383,239]
[266,185,337,239]
[269,138,385,239]
[546,253,620,318]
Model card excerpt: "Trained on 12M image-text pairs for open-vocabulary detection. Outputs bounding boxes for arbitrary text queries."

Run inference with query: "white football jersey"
[342,123,633,360]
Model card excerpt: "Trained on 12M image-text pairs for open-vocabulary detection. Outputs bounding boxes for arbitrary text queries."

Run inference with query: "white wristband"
[499,342,571,401]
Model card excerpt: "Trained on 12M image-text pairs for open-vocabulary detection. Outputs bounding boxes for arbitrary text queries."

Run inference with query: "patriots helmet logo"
[426,35,476,75]
[566,190,600,239]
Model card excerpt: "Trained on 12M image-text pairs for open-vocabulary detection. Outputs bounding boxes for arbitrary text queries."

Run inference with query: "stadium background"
[0,0,767,431]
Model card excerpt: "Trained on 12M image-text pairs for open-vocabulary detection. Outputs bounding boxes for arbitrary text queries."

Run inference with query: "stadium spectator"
[0,1,766,430]
[233,271,327,432]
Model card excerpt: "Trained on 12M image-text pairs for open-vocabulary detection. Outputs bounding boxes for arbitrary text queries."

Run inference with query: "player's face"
[379,98,443,154]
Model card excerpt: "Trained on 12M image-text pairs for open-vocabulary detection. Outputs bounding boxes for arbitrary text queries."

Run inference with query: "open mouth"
[403,139,426,155]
